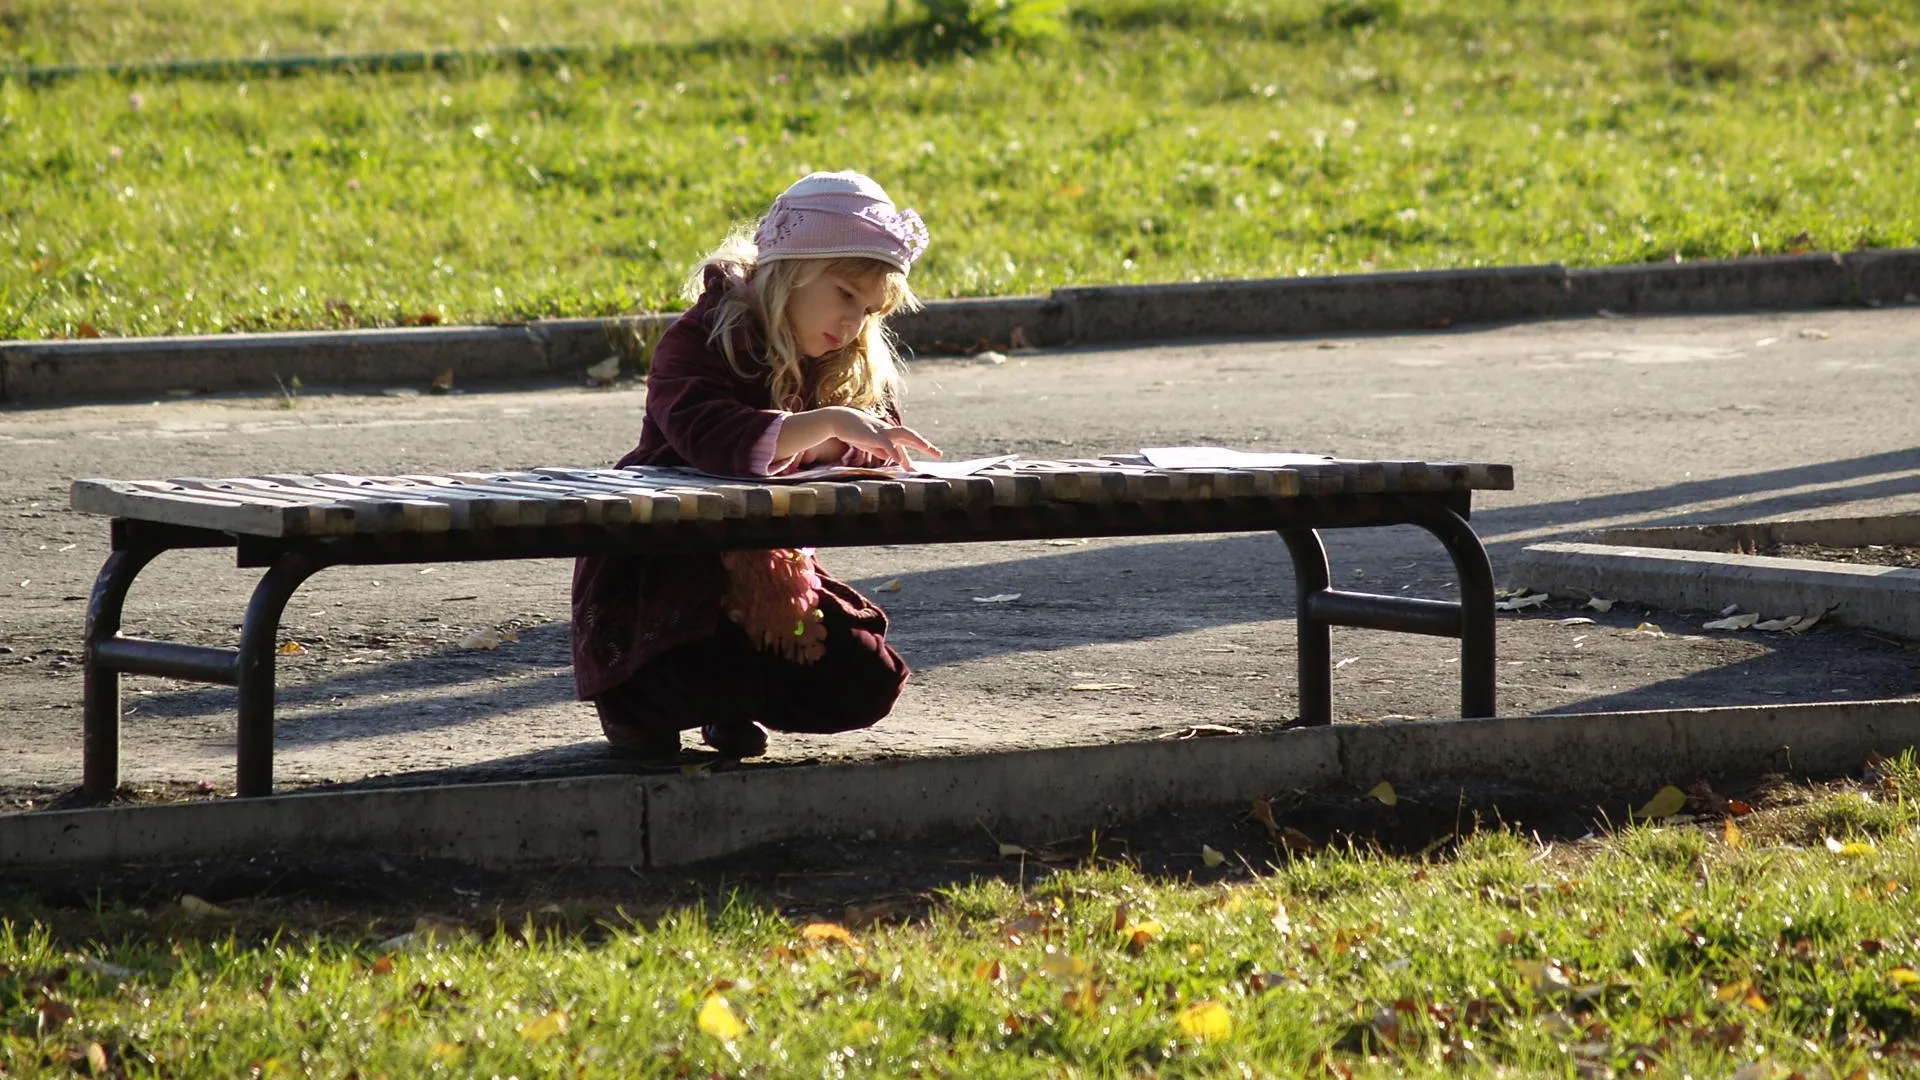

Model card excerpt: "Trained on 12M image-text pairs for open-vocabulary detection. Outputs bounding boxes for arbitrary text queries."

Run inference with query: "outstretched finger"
[891,428,943,460]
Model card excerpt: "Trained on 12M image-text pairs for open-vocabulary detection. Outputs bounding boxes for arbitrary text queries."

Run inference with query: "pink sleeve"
[744,413,798,476]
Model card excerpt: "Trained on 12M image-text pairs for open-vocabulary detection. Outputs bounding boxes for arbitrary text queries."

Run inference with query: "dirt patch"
[1762,543,1920,569]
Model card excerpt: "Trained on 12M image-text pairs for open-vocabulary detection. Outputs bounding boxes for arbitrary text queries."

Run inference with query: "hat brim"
[757,248,912,275]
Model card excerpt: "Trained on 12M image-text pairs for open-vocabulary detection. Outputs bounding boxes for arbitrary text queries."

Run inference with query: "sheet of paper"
[1140,446,1333,470]
[909,454,1019,479]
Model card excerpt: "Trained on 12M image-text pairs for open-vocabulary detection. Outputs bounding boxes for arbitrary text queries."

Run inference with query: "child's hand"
[826,407,942,467]
[797,437,849,466]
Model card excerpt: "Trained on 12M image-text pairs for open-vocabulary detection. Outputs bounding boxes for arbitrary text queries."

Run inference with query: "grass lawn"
[1,0,1916,339]
[4,761,1919,1077]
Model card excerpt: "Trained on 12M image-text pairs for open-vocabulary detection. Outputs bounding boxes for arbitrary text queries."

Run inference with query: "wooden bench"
[70,456,1514,800]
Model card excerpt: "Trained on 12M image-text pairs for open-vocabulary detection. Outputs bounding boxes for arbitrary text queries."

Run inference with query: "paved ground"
[4,308,1918,807]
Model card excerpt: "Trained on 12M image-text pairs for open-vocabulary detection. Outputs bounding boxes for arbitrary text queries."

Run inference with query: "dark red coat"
[569,270,892,700]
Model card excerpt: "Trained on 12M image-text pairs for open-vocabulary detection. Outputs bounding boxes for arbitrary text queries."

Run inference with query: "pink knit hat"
[752,171,930,274]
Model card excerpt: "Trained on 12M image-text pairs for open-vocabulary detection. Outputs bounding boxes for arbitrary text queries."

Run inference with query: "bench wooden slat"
[70,480,307,537]
[164,478,359,536]
[260,475,454,533]
[315,474,537,530]
[525,469,687,524]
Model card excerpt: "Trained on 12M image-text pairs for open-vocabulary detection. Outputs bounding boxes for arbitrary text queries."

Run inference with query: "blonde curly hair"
[685,226,920,414]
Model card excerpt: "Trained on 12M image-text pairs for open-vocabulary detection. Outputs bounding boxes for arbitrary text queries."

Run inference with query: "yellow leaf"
[800,922,857,947]
[1826,836,1876,856]
[697,994,746,1041]
[1724,816,1746,849]
[429,1041,466,1063]
[1636,785,1686,820]
[276,640,305,654]
[516,1010,568,1043]
[1889,967,1920,987]
[85,1044,109,1074]
[1366,781,1398,807]
[1175,1000,1233,1040]
[1041,951,1093,981]
[1201,844,1226,867]
[1119,920,1164,941]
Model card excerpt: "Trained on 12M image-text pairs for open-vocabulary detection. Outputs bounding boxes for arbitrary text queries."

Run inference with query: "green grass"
[5,766,1920,1076]
[3,0,1918,339]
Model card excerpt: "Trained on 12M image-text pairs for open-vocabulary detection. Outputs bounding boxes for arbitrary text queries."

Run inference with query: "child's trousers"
[592,579,909,744]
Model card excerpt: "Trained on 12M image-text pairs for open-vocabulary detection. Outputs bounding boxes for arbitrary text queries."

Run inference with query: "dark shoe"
[701,720,768,759]
[595,698,682,760]
[604,724,681,760]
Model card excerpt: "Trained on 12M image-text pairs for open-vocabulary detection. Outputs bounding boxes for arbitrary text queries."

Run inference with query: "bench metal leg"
[235,554,322,798]
[1277,503,1497,724]
[1278,529,1334,725]
[1403,501,1497,719]
[82,546,165,802]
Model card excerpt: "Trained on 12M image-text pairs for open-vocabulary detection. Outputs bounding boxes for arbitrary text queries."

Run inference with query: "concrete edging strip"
[1512,541,1920,640]
[3,699,1915,873]
[4,248,1918,405]
[1601,515,1920,552]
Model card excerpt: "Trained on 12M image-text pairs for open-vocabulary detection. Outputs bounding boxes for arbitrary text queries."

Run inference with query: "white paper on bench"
[1140,446,1334,469]
[719,454,1019,483]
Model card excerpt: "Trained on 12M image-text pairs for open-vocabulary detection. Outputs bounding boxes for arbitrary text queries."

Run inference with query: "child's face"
[785,268,888,359]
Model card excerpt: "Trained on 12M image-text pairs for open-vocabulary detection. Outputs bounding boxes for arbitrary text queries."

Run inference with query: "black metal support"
[234,554,324,798]
[1277,498,1497,724]
[82,544,165,802]
[1400,499,1498,719]
[1278,529,1333,725]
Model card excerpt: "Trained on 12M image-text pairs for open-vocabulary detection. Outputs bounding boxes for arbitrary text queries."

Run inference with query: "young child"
[571,171,941,759]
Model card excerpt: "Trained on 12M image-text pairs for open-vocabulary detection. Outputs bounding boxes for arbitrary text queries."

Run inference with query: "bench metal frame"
[82,490,1495,801]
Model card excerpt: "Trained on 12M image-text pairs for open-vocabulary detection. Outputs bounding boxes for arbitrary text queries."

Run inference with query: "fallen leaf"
[1040,952,1093,981]
[1366,781,1399,807]
[1494,592,1550,611]
[516,1010,568,1042]
[1069,682,1136,692]
[800,922,857,948]
[458,629,509,650]
[1627,621,1666,637]
[973,960,1003,982]
[85,1043,109,1074]
[1555,617,1596,626]
[1334,656,1359,669]
[1719,602,1742,616]
[1724,817,1745,849]
[1585,597,1615,612]
[430,368,455,393]
[972,593,1021,603]
[697,994,746,1041]
[1704,613,1759,631]
[584,356,621,385]
[276,640,305,654]
[1788,613,1823,633]
[1513,958,1574,993]
[1044,538,1087,546]
[429,1041,465,1063]
[1636,786,1687,820]
[1201,845,1226,867]
[998,843,1030,858]
[1888,967,1920,987]
[179,894,232,917]
[1175,1000,1233,1040]
[877,579,902,592]
[1826,836,1875,856]
[1752,617,1800,632]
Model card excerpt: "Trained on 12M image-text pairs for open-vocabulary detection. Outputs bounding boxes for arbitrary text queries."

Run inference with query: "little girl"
[571,171,941,759]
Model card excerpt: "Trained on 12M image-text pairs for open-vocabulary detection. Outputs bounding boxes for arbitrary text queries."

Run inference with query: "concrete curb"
[4,699,1915,872]
[1601,515,1920,552]
[1512,542,1920,640]
[5,249,1918,405]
